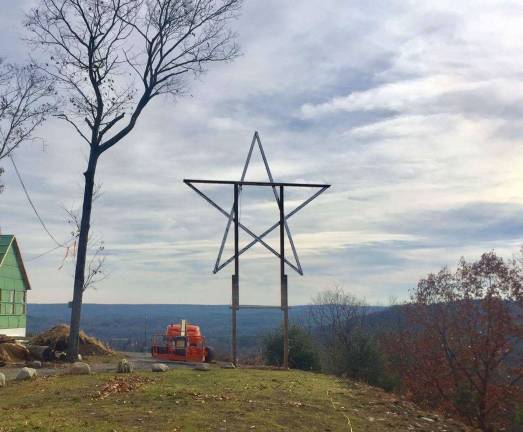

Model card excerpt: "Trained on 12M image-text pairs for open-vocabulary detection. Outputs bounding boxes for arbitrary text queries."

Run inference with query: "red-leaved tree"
[386,250,523,431]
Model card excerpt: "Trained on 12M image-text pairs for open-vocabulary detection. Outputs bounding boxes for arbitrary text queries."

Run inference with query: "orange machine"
[151,320,213,362]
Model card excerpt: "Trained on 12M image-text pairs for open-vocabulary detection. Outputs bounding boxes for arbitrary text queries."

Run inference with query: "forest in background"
[26,303,384,354]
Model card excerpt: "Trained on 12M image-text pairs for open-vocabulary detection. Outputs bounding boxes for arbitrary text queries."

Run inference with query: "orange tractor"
[151,320,214,363]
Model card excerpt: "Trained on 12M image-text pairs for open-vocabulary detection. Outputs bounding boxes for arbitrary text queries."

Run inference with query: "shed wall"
[0,245,27,331]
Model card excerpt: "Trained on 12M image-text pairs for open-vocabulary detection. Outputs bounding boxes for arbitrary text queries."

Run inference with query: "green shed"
[0,235,31,337]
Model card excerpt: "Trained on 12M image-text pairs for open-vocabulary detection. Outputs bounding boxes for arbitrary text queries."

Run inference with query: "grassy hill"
[0,367,474,432]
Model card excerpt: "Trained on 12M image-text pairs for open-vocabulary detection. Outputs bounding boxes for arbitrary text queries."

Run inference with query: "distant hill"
[27,303,385,355]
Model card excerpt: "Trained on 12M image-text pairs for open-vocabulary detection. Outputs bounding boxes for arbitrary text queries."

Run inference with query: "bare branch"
[0,61,56,161]
[55,113,90,144]
[63,193,107,291]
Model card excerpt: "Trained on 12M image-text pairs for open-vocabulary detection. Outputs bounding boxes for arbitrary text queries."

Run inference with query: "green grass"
[0,368,472,432]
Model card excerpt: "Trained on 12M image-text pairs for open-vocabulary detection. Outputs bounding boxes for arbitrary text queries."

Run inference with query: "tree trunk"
[67,149,99,362]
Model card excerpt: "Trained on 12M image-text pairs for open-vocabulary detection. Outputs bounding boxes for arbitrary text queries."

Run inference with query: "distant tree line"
[262,249,523,432]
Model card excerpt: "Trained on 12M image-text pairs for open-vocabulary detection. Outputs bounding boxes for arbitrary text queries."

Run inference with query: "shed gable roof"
[0,235,31,290]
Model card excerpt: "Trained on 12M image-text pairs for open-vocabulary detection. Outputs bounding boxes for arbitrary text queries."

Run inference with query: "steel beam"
[215,186,329,273]
[185,182,301,273]
[232,183,239,366]
[280,186,289,369]
[256,133,302,275]
[214,134,258,272]
[184,179,330,188]
[229,305,290,309]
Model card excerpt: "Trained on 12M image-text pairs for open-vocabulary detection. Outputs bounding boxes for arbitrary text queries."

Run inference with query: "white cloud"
[1,0,523,304]
[300,75,472,118]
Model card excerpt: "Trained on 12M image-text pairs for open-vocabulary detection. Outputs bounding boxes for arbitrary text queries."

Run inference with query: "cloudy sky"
[1,0,523,305]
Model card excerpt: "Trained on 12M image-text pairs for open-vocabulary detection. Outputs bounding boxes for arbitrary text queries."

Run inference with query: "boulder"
[54,351,67,361]
[0,372,5,387]
[220,362,236,369]
[27,360,42,369]
[27,345,53,362]
[117,358,134,373]
[69,362,91,375]
[193,363,210,371]
[151,363,169,372]
[16,367,37,380]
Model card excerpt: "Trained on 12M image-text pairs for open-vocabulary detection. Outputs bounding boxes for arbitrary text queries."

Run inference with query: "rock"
[27,360,42,369]
[117,358,134,373]
[193,363,210,371]
[0,372,5,387]
[16,367,37,380]
[69,362,91,375]
[220,362,235,369]
[27,345,54,362]
[54,351,67,361]
[152,363,169,372]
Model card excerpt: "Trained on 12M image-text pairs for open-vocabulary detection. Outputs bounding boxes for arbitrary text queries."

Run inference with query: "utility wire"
[8,154,64,248]
[26,244,63,262]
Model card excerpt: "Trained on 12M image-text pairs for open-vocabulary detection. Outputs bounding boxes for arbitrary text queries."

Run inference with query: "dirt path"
[0,351,195,381]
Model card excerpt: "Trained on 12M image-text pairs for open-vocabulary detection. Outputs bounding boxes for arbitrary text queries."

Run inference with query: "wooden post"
[279,185,289,369]
[232,183,239,366]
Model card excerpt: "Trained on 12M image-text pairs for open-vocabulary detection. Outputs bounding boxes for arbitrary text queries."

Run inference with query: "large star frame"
[183,132,330,275]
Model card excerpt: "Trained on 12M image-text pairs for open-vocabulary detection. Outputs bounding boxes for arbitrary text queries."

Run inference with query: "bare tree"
[0,60,55,191]
[309,287,391,387]
[308,287,367,373]
[26,0,242,361]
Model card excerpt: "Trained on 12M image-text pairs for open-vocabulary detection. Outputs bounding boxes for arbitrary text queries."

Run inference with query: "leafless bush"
[308,286,367,373]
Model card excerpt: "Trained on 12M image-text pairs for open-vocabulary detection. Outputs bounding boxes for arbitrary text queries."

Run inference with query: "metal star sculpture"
[184,132,330,275]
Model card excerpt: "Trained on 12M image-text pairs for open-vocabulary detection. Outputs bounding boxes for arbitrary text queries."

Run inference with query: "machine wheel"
[204,346,214,363]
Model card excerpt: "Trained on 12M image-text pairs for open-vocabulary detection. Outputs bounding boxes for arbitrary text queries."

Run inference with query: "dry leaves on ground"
[92,376,154,400]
